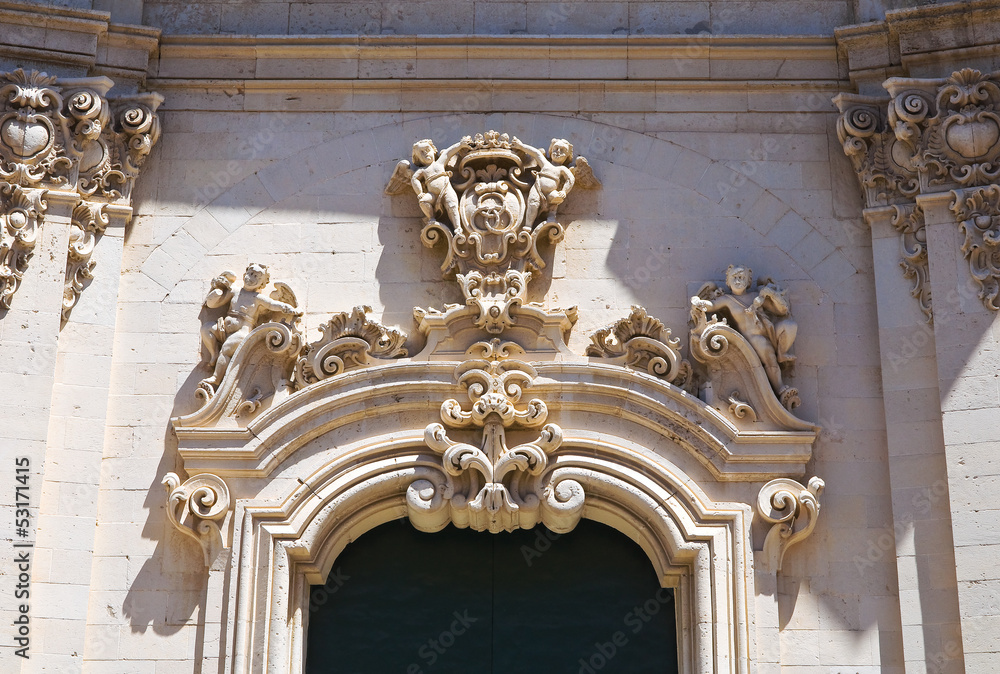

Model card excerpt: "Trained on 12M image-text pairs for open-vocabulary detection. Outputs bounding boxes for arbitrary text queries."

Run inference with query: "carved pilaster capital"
[756,476,824,573]
[162,472,231,567]
[836,69,1000,314]
[0,68,160,314]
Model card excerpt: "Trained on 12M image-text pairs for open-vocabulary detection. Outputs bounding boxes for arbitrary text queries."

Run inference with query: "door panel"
[306,519,678,674]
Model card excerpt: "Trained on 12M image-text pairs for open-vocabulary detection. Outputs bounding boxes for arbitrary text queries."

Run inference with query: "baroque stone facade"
[2,1,998,673]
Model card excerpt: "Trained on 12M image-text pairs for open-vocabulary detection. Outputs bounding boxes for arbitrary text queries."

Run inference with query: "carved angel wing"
[571,156,601,189]
[270,282,298,308]
[384,160,413,195]
[695,281,723,301]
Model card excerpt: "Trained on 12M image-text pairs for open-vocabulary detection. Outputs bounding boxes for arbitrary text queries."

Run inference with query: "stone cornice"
[837,0,1000,91]
[152,33,840,83]
[0,0,159,90]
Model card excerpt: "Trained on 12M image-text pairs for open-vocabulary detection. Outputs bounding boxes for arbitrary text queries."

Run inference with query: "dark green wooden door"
[305,519,679,674]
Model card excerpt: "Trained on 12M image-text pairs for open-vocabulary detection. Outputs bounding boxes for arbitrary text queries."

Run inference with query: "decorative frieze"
[756,476,825,573]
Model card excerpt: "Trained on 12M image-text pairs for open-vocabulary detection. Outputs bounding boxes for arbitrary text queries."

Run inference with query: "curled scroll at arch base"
[162,472,231,567]
[756,476,824,573]
[406,341,584,534]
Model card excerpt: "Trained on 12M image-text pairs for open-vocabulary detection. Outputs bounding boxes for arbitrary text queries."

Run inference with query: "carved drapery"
[0,68,160,318]
[836,68,1000,314]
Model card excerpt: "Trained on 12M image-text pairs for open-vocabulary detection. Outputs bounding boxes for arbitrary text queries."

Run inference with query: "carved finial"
[162,472,231,567]
[756,476,824,572]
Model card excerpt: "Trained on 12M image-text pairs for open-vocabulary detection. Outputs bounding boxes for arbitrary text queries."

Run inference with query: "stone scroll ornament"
[386,131,599,334]
[756,476,824,572]
[162,472,231,567]
[690,264,800,410]
[406,340,585,534]
[0,69,160,316]
[836,69,1000,313]
[586,305,693,389]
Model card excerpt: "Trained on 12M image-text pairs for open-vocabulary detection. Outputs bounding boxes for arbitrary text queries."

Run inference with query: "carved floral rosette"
[293,305,407,387]
[586,305,693,389]
[162,472,231,567]
[756,476,824,573]
[406,340,585,534]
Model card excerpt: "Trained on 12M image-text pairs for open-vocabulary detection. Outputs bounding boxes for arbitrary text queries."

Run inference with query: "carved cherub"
[691,264,797,398]
[199,262,301,392]
[385,138,469,230]
[514,137,576,229]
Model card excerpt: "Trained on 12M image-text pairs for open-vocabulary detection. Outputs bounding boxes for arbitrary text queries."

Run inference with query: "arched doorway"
[305,519,679,674]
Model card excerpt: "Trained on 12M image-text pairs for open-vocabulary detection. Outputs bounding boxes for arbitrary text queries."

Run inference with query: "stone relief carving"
[892,203,933,322]
[198,263,302,400]
[387,131,598,346]
[62,200,107,323]
[756,476,824,573]
[0,184,45,310]
[0,68,160,314]
[162,472,231,567]
[407,339,584,534]
[691,265,799,410]
[292,305,407,387]
[727,391,757,422]
[836,69,1000,313]
[951,185,1000,310]
[586,305,692,388]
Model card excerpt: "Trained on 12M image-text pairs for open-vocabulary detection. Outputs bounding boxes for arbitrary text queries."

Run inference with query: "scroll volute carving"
[162,472,231,567]
[586,305,693,389]
[951,185,1000,310]
[756,476,824,573]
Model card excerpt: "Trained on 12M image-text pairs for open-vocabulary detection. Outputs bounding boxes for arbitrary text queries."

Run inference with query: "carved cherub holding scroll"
[691,264,797,398]
[199,262,301,392]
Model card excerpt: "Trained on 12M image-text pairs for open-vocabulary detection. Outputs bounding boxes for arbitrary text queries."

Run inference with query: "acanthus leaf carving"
[891,203,933,322]
[756,476,824,573]
[0,184,45,310]
[586,305,693,389]
[407,339,584,534]
[62,200,108,323]
[950,184,1000,310]
[162,472,231,567]
[293,305,407,387]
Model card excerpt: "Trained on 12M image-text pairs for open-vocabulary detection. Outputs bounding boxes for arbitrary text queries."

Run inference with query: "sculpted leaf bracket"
[162,472,231,567]
[0,69,161,317]
[406,339,585,534]
[756,476,825,573]
[836,68,1000,313]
